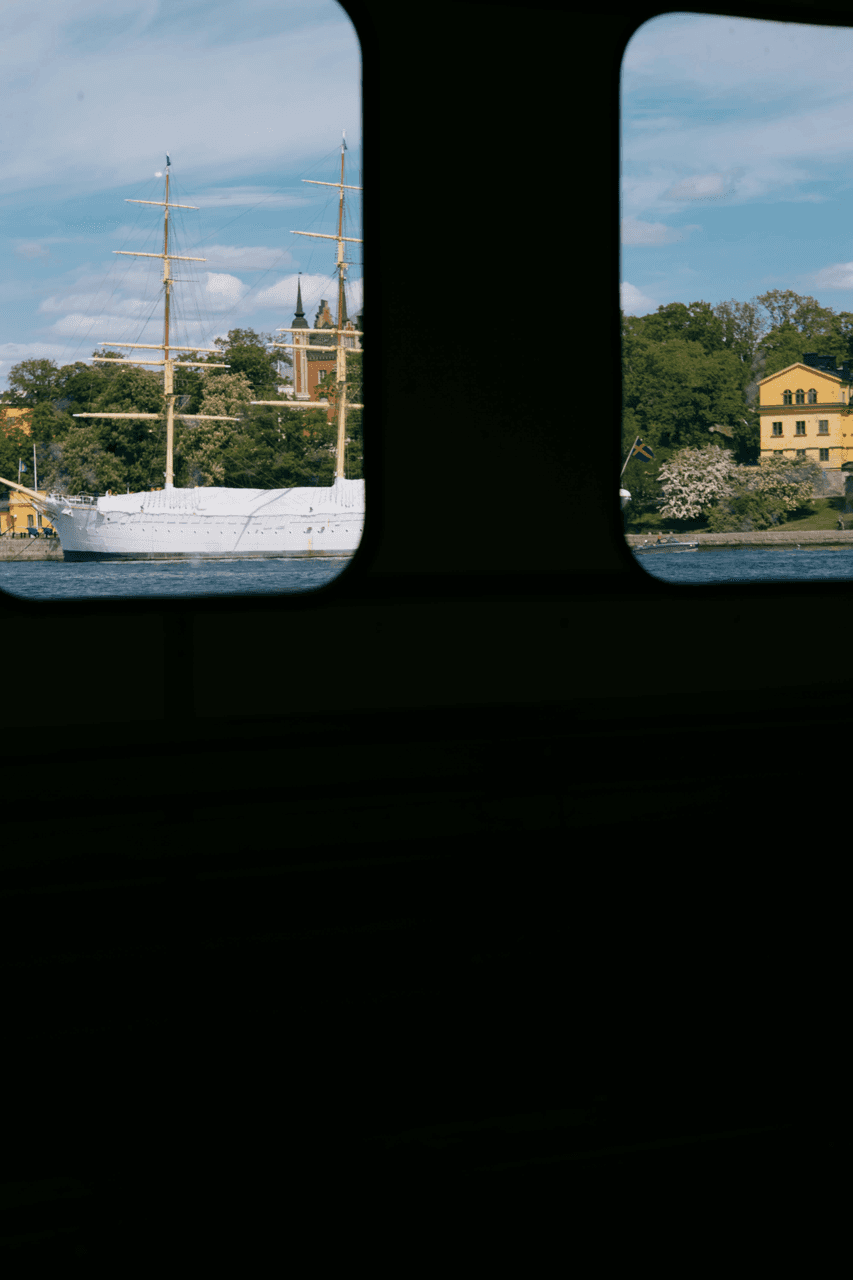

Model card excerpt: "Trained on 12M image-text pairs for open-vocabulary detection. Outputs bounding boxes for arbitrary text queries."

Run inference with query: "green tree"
[706,455,821,531]
[178,370,252,486]
[755,291,849,378]
[621,323,746,452]
[639,300,725,354]
[713,298,768,371]
[0,420,33,489]
[1,358,66,406]
[39,422,127,495]
[212,329,290,397]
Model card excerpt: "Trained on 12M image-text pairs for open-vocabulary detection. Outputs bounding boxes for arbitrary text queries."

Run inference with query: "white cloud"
[621,283,658,316]
[254,274,363,321]
[0,2,361,199]
[200,244,294,271]
[203,272,248,309]
[14,242,51,260]
[621,217,701,245]
[662,172,739,202]
[811,262,853,290]
[621,14,853,215]
[190,189,311,211]
[0,341,74,371]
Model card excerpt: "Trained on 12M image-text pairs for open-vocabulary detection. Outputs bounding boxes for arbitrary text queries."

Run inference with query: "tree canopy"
[0,328,359,495]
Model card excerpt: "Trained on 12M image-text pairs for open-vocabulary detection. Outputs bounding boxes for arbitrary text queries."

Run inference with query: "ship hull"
[41,479,364,562]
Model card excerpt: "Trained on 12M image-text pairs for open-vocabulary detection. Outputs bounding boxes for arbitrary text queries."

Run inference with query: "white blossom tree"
[656,445,740,520]
[748,455,821,512]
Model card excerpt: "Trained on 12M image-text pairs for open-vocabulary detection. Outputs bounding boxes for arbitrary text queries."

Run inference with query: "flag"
[166,154,171,167]
[631,439,654,462]
[342,133,347,151]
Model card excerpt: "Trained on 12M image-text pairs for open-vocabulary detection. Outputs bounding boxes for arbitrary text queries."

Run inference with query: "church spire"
[292,274,308,329]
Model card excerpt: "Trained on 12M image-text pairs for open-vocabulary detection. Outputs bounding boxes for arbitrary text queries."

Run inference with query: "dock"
[0,538,64,562]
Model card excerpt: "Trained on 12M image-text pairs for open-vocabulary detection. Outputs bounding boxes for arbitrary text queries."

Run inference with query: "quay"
[0,537,64,561]
[626,529,853,550]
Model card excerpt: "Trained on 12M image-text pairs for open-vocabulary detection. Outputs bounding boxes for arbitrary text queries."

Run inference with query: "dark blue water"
[0,557,351,601]
[634,546,853,583]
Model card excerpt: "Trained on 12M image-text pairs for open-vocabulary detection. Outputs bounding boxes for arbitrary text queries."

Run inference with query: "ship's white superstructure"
[2,142,363,561]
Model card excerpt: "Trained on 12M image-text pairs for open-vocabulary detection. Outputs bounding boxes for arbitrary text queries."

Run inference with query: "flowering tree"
[656,445,740,520]
[748,455,822,512]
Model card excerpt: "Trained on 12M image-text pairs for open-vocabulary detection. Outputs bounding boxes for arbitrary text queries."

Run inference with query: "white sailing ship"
[1,140,364,560]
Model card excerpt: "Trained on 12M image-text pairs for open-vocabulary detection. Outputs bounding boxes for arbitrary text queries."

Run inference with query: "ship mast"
[257,134,363,478]
[73,155,240,489]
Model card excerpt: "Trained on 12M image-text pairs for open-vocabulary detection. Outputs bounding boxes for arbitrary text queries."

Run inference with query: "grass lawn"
[625,497,853,536]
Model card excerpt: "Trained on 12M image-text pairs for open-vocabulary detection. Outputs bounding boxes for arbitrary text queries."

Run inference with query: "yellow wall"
[0,406,33,435]
[758,362,852,468]
[0,490,54,535]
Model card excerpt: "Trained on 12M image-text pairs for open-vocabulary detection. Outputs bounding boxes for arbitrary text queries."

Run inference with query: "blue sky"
[0,0,361,391]
[621,12,853,318]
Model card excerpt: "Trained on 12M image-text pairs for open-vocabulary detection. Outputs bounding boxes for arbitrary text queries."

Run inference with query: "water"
[633,545,853,583]
[0,557,351,601]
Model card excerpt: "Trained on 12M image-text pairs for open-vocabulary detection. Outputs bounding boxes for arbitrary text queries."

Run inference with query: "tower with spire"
[288,284,361,421]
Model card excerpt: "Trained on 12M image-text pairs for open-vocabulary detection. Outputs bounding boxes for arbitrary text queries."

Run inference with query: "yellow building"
[758,354,853,471]
[0,489,55,537]
[0,406,33,434]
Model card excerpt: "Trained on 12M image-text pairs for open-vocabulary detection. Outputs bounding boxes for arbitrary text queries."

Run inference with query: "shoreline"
[626,529,853,549]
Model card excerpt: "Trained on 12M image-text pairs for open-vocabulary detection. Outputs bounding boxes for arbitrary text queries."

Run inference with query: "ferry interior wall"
[0,0,841,1260]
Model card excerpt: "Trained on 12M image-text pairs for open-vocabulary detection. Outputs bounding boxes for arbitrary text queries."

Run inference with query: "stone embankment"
[0,538,64,561]
[626,529,853,549]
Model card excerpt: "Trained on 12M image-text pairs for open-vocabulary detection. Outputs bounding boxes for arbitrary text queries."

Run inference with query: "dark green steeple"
[292,275,308,330]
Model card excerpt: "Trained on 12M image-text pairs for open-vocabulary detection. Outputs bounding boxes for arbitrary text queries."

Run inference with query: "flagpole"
[621,436,640,480]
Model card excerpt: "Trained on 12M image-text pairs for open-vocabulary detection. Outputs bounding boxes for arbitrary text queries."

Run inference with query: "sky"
[621,11,853,319]
[0,0,362,391]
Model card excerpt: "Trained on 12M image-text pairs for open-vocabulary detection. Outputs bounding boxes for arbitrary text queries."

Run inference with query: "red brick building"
[288,277,361,423]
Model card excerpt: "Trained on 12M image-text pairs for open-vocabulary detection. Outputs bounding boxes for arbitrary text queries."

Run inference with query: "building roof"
[758,360,842,385]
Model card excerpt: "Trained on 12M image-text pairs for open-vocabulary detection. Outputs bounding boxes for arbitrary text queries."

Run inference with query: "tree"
[705,455,821,532]
[639,300,725,355]
[39,423,127,495]
[212,329,290,397]
[2,358,66,406]
[656,445,741,521]
[621,326,747,452]
[755,291,849,379]
[178,371,253,486]
[0,419,33,490]
[713,298,768,370]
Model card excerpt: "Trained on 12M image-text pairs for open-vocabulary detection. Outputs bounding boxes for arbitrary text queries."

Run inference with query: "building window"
[808,388,817,404]
[795,389,805,404]
[772,422,783,436]
[783,390,792,405]
[796,450,806,458]
[820,449,830,461]
[818,420,829,434]
[27,514,34,527]
[795,421,806,436]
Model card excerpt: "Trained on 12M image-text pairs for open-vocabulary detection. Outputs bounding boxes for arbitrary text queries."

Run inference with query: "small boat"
[634,536,699,553]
